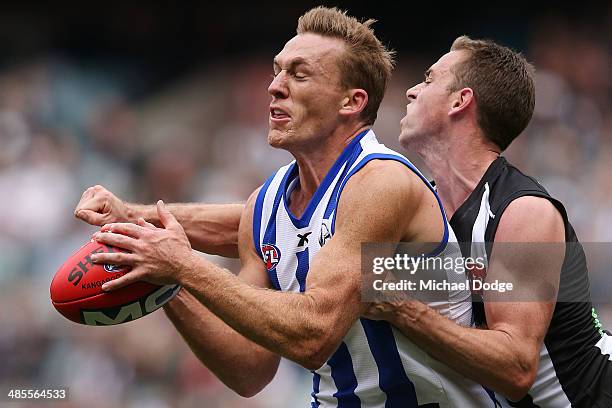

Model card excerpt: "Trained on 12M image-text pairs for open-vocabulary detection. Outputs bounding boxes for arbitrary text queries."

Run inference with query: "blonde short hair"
[297,7,395,125]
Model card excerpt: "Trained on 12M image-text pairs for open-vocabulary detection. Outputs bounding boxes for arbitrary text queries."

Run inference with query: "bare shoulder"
[335,159,425,242]
[341,159,425,204]
[495,196,565,243]
[349,159,420,183]
[242,187,262,219]
[488,197,564,308]
[238,186,263,243]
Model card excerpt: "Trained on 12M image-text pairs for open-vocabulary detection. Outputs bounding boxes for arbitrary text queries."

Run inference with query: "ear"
[448,87,474,118]
[339,89,369,118]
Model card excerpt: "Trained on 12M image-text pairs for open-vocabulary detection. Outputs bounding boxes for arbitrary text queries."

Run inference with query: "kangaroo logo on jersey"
[103,264,124,273]
[261,244,281,271]
[319,221,331,247]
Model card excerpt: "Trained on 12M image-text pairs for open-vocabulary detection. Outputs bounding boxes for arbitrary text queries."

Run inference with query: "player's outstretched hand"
[91,200,200,291]
[75,185,131,226]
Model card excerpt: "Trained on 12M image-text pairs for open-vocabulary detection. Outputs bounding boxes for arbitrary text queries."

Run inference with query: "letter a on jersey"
[261,244,281,271]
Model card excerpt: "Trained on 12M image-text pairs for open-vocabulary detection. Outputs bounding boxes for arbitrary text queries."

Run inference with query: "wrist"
[396,299,429,326]
[178,253,209,289]
[163,288,187,312]
[125,202,139,223]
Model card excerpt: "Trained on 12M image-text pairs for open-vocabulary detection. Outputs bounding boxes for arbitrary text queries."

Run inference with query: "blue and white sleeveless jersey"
[253,130,498,407]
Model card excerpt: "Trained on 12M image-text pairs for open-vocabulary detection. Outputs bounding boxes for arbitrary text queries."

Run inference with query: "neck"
[418,130,500,218]
[290,124,369,210]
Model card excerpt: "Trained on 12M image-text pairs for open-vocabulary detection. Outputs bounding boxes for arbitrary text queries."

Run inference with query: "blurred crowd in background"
[1,4,611,408]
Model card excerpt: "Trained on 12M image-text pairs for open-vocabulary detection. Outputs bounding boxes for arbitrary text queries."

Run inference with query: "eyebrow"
[424,68,433,78]
[273,57,313,71]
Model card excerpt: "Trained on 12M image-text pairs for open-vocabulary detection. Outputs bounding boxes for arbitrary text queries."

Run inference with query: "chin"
[398,129,415,149]
[400,128,427,151]
[267,129,290,149]
[401,131,434,159]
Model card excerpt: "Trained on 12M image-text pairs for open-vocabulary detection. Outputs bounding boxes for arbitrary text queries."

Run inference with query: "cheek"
[288,83,343,131]
[406,101,429,126]
[418,95,444,121]
[302,85,340,111]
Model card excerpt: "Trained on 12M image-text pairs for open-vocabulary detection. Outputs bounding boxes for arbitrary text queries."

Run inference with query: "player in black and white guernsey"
[451,156,611,407]
[365,36,612,407]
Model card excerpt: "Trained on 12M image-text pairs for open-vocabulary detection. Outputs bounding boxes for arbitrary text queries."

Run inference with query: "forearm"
[129,203,243,257]
[181,259,353,370]
[389,301,536,400]
[164,289,279,397]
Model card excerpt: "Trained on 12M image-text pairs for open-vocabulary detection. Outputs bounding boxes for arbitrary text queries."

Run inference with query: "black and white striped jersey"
[449,156,612,408]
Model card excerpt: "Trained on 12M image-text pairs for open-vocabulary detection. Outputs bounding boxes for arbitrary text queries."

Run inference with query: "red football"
[50,238,181,325]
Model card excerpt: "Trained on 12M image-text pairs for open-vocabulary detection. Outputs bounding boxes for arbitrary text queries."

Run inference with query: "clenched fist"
[74,185,133,226]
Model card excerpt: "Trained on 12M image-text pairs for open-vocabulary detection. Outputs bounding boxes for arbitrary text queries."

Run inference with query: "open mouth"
[270,107,291,121]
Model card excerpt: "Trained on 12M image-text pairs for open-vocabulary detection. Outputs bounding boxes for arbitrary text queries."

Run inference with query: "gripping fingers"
[76,209,105,226]
[75,187,101,213]
[94,231,139,250]
[100,222,144,238]
[91,251,137,266]
[78,186,95,204]
[102,269,145,291]
[137,217,157,229]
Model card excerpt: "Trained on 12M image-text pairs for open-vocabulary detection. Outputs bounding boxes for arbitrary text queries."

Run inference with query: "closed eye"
[270,71,306,80]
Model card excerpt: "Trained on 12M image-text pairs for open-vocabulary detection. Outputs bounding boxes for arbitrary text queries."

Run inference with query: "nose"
[268,72,289,99]
[406,83,421,103]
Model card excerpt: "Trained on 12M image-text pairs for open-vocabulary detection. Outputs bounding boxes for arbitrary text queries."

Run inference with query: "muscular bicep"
[305,161,417,337]
[484,196,565,346]
[236,187,271,289]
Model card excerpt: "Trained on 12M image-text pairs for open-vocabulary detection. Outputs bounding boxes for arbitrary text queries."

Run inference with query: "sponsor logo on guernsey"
[297,232,312,247]
[261,244,281,271]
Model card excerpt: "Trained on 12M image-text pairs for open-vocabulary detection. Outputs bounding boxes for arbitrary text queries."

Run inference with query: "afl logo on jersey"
[261,244,281,271]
